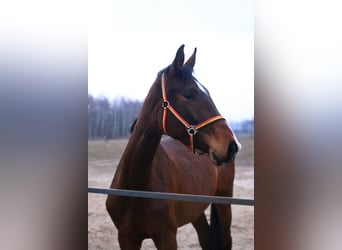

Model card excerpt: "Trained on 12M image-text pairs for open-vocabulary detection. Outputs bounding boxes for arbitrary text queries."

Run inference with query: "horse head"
[159,45,241,165]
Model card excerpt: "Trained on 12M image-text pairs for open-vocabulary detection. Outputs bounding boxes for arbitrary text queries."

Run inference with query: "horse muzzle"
[210,140,239,166]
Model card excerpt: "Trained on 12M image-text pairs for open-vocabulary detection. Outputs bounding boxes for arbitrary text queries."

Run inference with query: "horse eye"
[184,90,197,100]
[184,93,195,100]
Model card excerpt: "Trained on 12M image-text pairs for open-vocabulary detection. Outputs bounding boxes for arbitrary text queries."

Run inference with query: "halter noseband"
[161,73,225,153]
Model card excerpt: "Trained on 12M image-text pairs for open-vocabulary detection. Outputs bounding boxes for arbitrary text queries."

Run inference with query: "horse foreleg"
[213,204,232,250]
[192,213,210,250]
[118,230,143,250]
[152,229,177,250]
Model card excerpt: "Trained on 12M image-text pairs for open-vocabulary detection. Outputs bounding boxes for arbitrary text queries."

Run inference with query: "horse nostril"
[227,140,238,161]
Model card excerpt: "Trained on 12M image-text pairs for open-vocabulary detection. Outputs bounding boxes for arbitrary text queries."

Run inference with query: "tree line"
[88,95,143,139]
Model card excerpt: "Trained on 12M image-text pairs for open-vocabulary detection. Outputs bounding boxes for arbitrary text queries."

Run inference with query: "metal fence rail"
[88,187,254,206]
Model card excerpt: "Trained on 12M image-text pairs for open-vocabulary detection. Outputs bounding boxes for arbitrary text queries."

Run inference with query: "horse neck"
[116,81,163,189]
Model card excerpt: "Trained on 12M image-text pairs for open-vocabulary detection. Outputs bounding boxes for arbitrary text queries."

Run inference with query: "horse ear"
[169,44,185,75]
[184,48,197,69]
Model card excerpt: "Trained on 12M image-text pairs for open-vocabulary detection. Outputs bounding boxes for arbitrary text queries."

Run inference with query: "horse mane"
[130,118,137,134]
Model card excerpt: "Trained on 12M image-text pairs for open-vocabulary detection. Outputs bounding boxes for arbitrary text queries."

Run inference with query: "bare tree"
[88,95,142,140]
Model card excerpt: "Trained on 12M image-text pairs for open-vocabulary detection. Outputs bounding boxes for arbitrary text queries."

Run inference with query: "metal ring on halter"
[187,125,198,135]
[162,101,169,108]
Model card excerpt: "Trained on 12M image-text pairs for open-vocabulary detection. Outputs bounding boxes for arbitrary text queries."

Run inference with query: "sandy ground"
[88,140,254,250]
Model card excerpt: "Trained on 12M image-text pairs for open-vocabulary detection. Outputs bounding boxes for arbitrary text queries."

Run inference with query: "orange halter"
[161,73,225,153]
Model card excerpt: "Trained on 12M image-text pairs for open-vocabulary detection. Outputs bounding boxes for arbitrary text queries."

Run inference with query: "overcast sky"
[88,0,254,122]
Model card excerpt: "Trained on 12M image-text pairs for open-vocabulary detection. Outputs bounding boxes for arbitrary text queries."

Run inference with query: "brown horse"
[106,45,240,250]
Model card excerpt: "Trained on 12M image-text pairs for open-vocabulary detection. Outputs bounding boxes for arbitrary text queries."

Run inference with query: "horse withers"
[106,45,240,250]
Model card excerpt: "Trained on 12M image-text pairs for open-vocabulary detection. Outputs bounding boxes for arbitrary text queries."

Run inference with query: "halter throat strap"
[161,73,225,153]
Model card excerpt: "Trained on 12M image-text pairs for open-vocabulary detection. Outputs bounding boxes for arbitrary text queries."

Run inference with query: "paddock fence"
[88,187,254,206]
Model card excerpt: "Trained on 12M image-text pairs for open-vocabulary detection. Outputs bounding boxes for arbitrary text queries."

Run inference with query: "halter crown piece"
[161,73,225,153]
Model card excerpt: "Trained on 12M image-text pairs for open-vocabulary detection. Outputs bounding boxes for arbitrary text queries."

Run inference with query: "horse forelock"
[160,65,209,97]
[158,65,194,83]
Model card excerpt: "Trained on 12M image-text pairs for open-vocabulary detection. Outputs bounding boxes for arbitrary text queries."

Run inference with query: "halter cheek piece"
[161,73,225,153]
